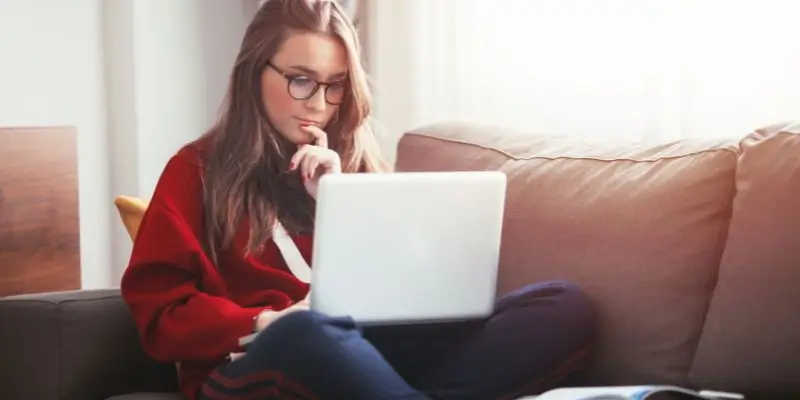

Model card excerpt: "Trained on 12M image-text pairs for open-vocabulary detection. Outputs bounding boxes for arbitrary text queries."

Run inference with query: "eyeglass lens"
[288,76,345,105]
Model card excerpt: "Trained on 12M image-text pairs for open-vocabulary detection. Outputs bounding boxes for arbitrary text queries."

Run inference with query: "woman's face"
[261,31,349,146]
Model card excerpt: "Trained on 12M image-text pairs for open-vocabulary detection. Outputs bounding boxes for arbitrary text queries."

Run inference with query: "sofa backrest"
[395,123,740,387]
[689,122,800,398]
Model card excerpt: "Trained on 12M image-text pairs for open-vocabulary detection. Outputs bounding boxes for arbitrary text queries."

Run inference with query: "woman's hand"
[230,294,310,361]
[254,292,310,332]
[289,126,341,199]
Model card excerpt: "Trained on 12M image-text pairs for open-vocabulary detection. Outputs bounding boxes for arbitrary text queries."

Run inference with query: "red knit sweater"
[120,141,311,400]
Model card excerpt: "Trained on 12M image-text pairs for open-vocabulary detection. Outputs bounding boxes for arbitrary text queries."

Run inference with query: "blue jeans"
[199,280,596,400]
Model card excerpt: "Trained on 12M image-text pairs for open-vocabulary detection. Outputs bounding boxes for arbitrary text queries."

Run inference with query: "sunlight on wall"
[366,0,800,144]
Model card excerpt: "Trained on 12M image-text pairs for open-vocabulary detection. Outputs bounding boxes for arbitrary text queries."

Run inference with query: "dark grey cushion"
[0,289,177,400]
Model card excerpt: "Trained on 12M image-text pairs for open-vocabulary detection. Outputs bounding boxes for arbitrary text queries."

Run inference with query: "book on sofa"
[527,385,744,399]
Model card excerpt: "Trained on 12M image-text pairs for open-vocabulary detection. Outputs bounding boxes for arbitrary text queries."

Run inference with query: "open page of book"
[531,385,704,400]
[530,386,744,400]
[530,386,651,400]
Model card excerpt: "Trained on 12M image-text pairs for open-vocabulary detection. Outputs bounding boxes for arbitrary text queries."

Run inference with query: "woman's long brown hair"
[200,0,389,266]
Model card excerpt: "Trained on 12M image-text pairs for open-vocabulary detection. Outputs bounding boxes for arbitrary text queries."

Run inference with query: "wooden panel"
[0,126,81,296]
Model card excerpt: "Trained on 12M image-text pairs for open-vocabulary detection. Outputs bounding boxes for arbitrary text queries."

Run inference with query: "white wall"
[360,0,426,164]
[0,0,111,289]
[105,0,259,284]
[0,0,259,288]
[361,1,800,144]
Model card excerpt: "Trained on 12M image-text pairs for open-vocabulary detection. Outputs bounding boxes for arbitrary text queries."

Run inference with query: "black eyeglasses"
[267,63,347,105]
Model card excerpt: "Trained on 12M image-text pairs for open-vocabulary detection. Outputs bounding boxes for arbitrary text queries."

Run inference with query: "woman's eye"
[292,76,314,86]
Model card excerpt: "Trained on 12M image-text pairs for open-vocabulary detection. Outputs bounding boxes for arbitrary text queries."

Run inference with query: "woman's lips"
[296,118,320,126]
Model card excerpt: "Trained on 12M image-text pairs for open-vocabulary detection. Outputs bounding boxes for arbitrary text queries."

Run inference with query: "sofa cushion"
[396,123,739,386]
[690,122,800,398]
[0,289,177,400]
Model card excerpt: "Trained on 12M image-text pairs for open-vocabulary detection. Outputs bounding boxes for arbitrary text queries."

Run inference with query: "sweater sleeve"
[120,149,269,362]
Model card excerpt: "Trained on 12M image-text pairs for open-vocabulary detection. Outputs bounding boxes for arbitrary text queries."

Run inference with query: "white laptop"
[309,170,507,325]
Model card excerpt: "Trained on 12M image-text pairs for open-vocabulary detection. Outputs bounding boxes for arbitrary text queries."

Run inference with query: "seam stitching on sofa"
[403,131,741,163]
[2,294,121,306]
[687,179,738,376]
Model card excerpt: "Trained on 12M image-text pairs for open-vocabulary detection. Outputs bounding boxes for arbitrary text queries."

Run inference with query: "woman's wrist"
[254,309,280,332]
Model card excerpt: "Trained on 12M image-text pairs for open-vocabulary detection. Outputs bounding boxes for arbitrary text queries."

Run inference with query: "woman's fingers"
[301,125,329,148]
[291,145,335,178]
[290,142,340,188]
[301,153,320,181]
[290,145,309,171]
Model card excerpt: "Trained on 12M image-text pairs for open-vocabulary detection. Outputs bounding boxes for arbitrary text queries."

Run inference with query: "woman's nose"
[304,87,327,112]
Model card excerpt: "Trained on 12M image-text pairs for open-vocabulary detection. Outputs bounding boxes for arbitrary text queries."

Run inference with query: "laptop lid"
[309,171,507,325]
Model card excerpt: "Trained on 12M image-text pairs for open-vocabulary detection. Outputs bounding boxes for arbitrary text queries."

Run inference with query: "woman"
[120,0,596,399]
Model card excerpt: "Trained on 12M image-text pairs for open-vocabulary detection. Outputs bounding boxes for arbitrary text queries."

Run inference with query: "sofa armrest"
[0,289,177,400]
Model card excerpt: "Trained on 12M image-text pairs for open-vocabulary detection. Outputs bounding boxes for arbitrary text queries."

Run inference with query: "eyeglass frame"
[267,62,347,106]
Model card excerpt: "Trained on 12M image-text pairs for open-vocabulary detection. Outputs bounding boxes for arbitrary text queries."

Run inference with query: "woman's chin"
[276,131,311,146]
[293,137,314,146]
[292,130,316,146]
[273,124,316,146]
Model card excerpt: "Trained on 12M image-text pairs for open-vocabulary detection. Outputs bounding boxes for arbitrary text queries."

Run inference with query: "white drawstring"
[271,221,312,283]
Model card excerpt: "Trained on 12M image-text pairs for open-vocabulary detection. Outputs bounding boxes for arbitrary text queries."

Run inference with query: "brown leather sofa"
[2,122,798,400]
